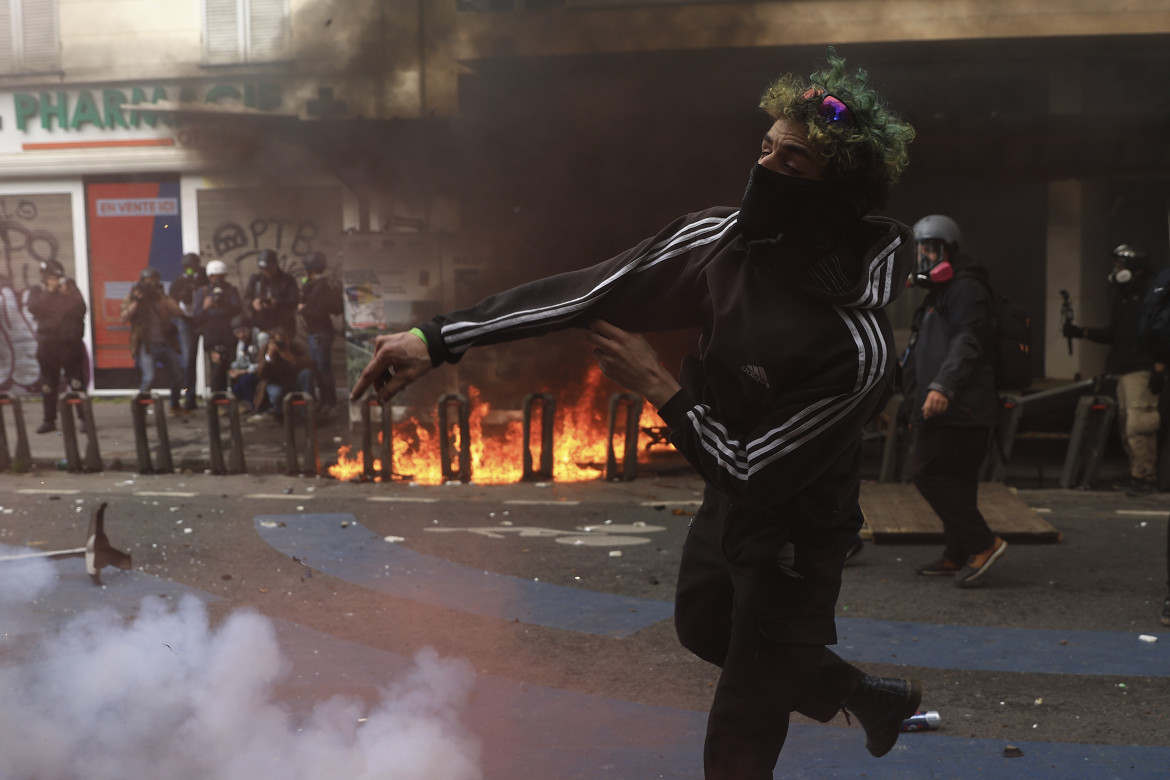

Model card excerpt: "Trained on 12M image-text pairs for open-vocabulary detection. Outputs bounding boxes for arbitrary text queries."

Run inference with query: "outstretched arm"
[586,320,681,407]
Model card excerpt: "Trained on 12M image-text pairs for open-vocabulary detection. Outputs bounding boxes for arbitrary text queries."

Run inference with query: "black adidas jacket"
[418,207,914,519]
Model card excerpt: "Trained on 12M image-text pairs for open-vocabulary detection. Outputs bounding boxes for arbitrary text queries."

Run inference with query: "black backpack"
[987,289,1033,392]
[1138,267,1170,360]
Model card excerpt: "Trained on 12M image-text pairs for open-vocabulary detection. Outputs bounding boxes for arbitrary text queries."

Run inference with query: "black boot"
[843,674,923,757]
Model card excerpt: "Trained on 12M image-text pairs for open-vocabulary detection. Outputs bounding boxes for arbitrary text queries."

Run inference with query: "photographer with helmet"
[298,250,344,416]
[192,259,243,393]
[169,252,209,411]
[120,267,186,416]
[901,214,1007,587]
[26,259,88,434]
[1063,244,1159,496]
[244,249,299,349]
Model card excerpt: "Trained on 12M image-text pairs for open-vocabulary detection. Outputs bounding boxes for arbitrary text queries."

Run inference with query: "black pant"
[36,339,85,423]
[675,488,863,779]
[912,423,995,562]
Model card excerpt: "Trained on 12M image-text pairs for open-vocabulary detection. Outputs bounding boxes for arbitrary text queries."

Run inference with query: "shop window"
[0,0,60,74]
[203,0,288,65]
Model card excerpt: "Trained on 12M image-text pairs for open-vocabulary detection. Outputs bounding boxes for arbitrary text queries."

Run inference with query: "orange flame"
[328,365,672,484]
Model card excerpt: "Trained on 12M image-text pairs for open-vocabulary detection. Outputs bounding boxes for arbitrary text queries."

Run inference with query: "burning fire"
[328,366,673,484]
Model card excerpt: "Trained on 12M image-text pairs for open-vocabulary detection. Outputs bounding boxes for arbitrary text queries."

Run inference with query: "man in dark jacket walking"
[25,259,88,434]
[350,50,922,780]
[901,214,1007,587]
[1064,244,1159,495]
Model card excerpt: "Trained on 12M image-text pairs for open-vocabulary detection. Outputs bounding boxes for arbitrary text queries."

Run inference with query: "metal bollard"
[129,393,173,474]
[58,392,101,472]
[438,393,472,483]
[0,393,32,472]
[605,393,643,481]
[282,392,319,476]
[206,391,246,474]
[360,393,394,481]
[1059,395,1117,489]
[521,392,555,481]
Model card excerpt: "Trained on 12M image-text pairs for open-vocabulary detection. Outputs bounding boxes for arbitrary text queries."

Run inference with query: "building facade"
[2,0,1168,397]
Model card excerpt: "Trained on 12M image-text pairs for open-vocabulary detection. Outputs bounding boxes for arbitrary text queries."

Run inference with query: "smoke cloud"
[0,558,482,780]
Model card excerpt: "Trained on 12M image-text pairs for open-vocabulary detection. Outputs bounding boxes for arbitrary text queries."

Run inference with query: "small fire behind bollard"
[901,710,941,732]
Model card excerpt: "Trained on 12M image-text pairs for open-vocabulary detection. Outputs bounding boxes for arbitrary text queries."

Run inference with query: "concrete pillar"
[1045,180,1109,380]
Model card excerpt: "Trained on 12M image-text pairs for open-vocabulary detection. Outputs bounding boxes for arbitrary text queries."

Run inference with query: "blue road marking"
[254,514,1170,677]
[254,513,675,637]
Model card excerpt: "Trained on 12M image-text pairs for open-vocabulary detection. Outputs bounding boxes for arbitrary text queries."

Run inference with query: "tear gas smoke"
[0,550,482,780]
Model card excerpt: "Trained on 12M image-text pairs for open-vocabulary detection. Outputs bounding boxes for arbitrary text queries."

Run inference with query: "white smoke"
[0,565,482,780]
[0,543,56,603]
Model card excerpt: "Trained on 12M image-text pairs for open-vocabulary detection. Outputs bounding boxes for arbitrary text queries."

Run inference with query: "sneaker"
[955,537,1008,588]
[1161,597,1170,627]
[246,412,270,424]
[35,420,56,434]
[843,674,923,757]
[916,555,961,576]
[1126,480,1158,497]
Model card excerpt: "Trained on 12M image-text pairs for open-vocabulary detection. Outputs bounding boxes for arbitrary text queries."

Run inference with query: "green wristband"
[409,327,428,346]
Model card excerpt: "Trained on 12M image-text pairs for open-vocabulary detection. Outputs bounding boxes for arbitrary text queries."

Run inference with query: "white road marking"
[503,500,581,506]
[245,494,316,500]
[16,489,80,495]
[1116,509,1169,517]
[367,496,439,503]
[134,491,198,498]
[639,499,702,507]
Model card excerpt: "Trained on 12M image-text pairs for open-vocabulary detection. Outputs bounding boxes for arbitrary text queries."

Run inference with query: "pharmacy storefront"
[0,80,351,394]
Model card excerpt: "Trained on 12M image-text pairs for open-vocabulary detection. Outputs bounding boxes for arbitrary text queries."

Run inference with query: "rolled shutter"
[247,0,287,61]
[19,0,57,71]
[204,0,240,64]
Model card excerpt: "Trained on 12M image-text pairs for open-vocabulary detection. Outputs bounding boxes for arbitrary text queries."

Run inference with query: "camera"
[134,280,160,300]
[210,286,225,305]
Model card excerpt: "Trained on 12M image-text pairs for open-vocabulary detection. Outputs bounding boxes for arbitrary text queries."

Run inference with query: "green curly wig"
[759,47,915,211]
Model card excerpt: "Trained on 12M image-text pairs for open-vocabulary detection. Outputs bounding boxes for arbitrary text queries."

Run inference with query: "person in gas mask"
[25,259,88,434]
[120,267,186,416]
[900,214,1006,586]
[192,260,243,393]
[168,253,208,412]
[244,249,299,351]
[298,251,344,416]
[349,48,921,779]
[1064,244,1159,495]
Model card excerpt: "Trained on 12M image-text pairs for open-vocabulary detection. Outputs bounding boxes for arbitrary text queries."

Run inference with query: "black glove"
[1062,321,1083,340]
[1150,369,1166,396]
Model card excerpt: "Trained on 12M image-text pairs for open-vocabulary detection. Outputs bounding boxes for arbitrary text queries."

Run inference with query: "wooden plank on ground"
[859,482,1061,544]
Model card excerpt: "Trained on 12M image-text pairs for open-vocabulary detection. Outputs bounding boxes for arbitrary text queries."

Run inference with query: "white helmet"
[205,260,227,276]
[913,214,962,249]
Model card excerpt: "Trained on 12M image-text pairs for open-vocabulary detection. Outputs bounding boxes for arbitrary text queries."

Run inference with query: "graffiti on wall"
[205,217,322,288]
[0,199,66,392]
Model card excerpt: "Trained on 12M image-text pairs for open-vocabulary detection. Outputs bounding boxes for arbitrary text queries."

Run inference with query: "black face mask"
[737,164,865,254]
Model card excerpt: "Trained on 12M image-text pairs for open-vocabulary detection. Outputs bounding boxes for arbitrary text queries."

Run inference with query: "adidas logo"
[742,364,770,388]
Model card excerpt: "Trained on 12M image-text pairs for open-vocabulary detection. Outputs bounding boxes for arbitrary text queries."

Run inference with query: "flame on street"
[328,366,672,484]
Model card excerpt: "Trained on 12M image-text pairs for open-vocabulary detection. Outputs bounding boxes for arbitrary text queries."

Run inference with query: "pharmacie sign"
[0,81,283,153]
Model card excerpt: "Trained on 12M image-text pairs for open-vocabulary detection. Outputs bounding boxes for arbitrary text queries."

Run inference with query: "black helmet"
[230,314,251,330]
[39,259,65,278]
[302,251,327,274]
[140,267,161,282]
[181,252,202,269]
[1111,243,1149,268]
[257,249,278,269]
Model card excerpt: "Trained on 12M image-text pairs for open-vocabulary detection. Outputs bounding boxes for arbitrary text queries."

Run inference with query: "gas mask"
[1108,265,1133,285]
[910,240,953,289]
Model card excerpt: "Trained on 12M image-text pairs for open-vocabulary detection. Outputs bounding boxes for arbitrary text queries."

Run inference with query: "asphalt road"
[2,470,1169,779]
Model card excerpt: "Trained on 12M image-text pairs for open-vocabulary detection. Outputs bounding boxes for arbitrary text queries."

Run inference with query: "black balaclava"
[737,163,866,257]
